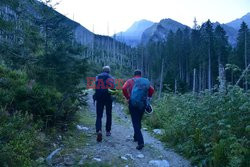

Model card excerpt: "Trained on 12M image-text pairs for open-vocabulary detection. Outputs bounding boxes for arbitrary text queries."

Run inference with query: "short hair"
[103,66,111,73]
[134,69,142,76]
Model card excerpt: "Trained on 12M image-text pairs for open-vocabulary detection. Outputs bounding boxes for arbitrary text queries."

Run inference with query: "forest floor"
[47,90,191,167]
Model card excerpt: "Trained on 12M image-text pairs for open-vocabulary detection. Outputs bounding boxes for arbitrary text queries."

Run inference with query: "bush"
[0,65,79,128]
[0,109,39,167]
[145,87,250,167]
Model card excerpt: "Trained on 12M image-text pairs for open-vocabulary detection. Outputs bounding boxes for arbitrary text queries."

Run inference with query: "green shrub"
[145,87,250,167]
[0,109,39,167]
[0,65,79,128]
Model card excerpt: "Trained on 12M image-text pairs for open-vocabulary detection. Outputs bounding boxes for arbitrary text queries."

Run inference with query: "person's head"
[134,69,142,76]
[103,66,111,73]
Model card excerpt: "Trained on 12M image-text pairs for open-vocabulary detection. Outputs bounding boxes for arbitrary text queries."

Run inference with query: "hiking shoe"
[97,132,102,142]
[106,131,111,136]
[136,144,144,150]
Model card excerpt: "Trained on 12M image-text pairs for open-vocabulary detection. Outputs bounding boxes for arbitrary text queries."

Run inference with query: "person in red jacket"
[122,70,154,150]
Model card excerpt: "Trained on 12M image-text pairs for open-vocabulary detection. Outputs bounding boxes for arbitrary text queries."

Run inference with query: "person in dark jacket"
[122,70,154,150]
[94,66,114,142]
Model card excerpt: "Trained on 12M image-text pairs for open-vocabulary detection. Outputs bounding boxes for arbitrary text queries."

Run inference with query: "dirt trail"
[52,91,191,167]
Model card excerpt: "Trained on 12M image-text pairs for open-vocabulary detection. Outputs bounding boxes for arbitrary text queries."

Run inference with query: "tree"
[236,22,250,89]
[200,20,214,91]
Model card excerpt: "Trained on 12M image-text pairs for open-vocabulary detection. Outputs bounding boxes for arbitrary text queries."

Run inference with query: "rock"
[143,128,148,131]
[58,135,62,141]
[78,159,84,165]
[121,156,128,161]
[93,158,101,162]
[78,155,88,165]
[153,129,163,135]
[46,148,62,165]
[86,134,92,137]
[64,156,74,166]
[137,154,145,159]
[149,160,170,167]
[36,157,45,164]
[158,155,163,159]
[77,125,89,131]
[125,154,135,160]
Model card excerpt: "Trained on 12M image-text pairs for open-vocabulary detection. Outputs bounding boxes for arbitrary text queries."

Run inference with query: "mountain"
[141,18,189,45]
[213,22,238,46]
[226,12,250,30]
[0,0,131,64]
[115,20,154,47]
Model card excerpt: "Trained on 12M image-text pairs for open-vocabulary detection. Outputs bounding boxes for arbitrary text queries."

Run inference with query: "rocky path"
[50,91,191,167]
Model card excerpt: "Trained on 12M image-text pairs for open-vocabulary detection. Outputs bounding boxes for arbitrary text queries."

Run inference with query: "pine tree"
[236,22,250,89]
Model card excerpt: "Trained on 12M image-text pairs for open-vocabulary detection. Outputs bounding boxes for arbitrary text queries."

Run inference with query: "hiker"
[93,66,115,142]
[122,70,154,150]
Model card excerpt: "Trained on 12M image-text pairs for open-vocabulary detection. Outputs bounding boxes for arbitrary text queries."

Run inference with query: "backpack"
[130,77,150,109]
[95,73,113,101]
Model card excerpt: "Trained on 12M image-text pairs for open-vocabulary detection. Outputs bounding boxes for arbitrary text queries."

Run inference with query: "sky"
[53,0,250,36]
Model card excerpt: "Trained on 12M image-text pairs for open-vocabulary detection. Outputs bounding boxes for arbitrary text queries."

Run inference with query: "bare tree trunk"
[208,40,212,91]
[199,64,202,92]
[174,79,177,94]
[236,64,250,86]
[244,31,248,90]
[193,68,196,93]
[218,64,226,92]
[158,59,164,99]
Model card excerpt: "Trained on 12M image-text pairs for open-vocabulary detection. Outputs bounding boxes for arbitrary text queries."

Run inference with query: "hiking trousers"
[129,103,145,145]
[96,99,112,133]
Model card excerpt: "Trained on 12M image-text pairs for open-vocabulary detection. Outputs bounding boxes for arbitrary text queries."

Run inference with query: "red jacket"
[122,75,155,100]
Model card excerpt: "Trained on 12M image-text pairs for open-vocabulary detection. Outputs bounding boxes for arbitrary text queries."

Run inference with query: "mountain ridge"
[226,12,250,30]
[114,19,154,47]
[141,18,189,45]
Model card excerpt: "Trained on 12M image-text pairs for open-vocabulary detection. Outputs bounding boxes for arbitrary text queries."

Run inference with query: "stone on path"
[125,154,135,160]
[64,156,74,166]
[137,154,145,159]
[78,155,88,165]
[149,160,170,167]
[76,125,89,131]
[121,156,128,161]
[93,158,102,162]
[46,148,62,165]
[153,129,163,135]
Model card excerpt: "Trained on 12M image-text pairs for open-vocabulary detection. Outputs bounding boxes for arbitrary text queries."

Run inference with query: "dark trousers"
[96,99,112,133]
[129,103,145,145]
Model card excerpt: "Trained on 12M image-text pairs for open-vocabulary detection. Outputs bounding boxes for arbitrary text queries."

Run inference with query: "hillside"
[213,22,238,46]
[226,12,250,30]
[141,18,189,45]
[115,19,154,47]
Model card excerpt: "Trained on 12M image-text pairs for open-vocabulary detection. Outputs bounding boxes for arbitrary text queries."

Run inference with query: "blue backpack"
[130,78,150,109]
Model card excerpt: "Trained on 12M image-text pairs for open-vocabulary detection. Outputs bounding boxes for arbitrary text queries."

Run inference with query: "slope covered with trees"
[0,0,249,166]
[141,19,250,167]
[139,20,250,94]
[0,0,132,165]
